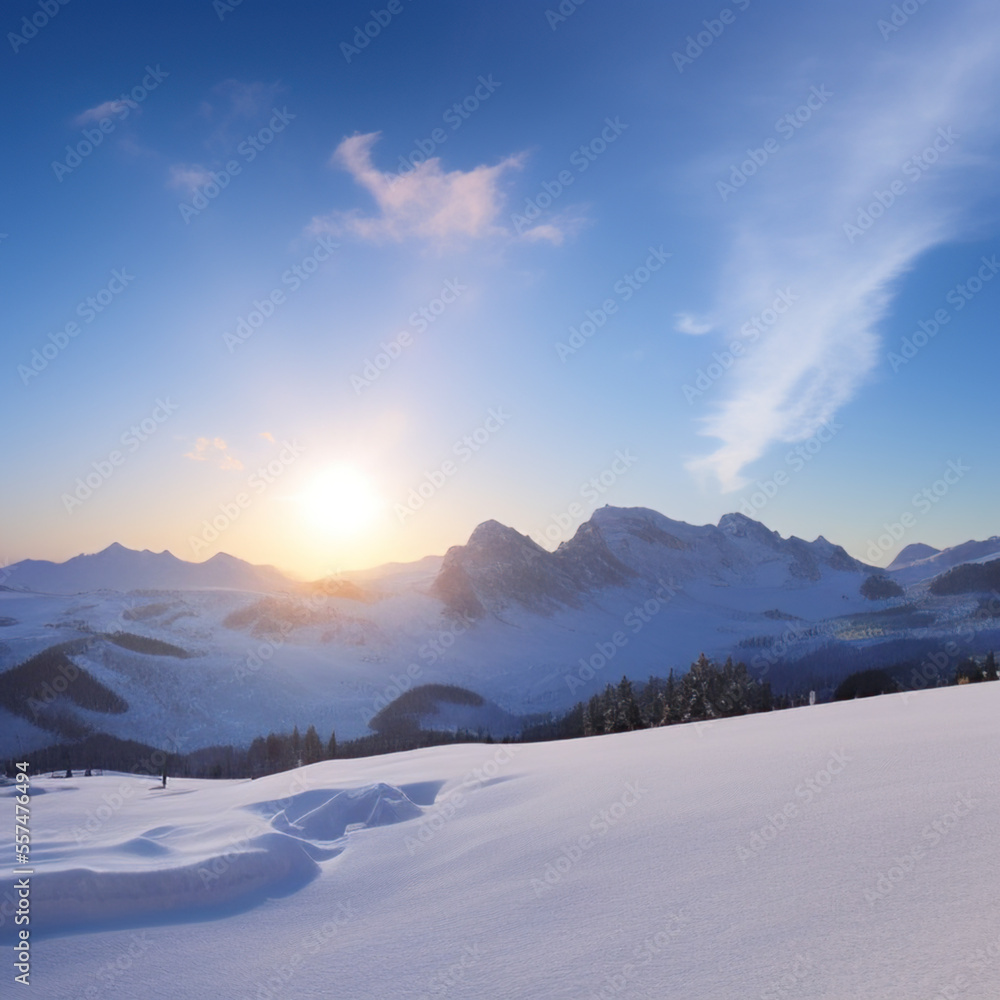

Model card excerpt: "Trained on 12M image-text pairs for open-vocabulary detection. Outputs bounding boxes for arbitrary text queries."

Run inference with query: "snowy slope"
[2,683,998,998]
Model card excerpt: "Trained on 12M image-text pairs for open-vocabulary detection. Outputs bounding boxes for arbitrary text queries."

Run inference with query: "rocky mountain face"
[432,507,869,619]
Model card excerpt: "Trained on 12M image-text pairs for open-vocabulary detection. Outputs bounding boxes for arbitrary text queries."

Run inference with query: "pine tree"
[265,732,285,773]
[618,676,643,731]
[326,729,337,760]
[587,694,603,735]
[661,669,679,725]
[303,725,323,765]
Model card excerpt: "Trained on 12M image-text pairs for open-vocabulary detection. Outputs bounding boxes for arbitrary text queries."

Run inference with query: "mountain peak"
[466,520,546,557]
[6,543,293,595]
[887,542,942,570]
[718,511,777,540]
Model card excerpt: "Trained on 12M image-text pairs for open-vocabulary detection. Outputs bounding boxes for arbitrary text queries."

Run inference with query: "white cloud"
[686,5,1000,492]
[74,100,134,126]
[519,209,590,246]
[674,313,713,336]
[310,132,527,245]
[168,164,214,194]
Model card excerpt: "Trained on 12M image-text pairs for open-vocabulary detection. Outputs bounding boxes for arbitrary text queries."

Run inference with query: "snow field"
[0,682,997,997]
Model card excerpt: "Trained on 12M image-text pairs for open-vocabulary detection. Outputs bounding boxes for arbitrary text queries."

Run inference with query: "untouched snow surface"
[2,683,999,998]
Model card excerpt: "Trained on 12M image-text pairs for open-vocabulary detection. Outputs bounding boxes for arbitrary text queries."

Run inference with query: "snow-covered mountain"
[3,543,296,595]
[1,507,998,756]
[887,536,1000,583]
[431,507,866,620]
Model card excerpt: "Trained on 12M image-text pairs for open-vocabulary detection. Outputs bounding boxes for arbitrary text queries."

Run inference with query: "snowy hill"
[4,543,296,595]
[3,683,998,998]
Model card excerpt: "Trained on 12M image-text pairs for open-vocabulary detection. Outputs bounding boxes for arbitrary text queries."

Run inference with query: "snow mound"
[32,832,319,934]
[4,775,428,938]
[273,782,423,842]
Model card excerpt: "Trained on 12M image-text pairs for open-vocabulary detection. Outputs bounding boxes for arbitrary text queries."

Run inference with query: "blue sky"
[2,0,999,579]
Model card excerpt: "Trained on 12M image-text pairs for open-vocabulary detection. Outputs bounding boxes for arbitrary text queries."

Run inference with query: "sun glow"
[296,466,386,538]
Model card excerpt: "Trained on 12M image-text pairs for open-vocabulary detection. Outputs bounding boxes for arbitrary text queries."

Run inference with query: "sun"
[296,466,385,538]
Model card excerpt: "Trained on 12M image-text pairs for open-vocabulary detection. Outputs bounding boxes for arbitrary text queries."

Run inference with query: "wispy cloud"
[74,99,135,127]
[675,313,713,336]
[519,208,590,246]
[310,131,526,245]
[167,164,214,195]
[184,437,244,470]
[686,4,1000,491]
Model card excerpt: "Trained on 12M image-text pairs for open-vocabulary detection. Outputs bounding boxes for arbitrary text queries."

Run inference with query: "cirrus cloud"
[685,3,1000,492]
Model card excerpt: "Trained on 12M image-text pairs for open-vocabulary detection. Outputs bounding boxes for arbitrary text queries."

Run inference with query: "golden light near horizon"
[295,465,387,539]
